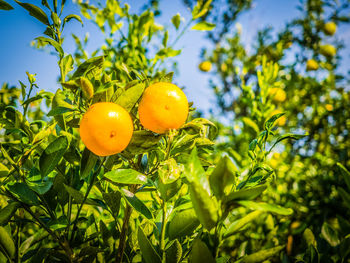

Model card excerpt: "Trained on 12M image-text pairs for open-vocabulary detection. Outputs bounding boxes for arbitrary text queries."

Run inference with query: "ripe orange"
[323,22,337,36]
[306,59,319,71]
[268,88,286,103]
[79,102,133,156]
[138,82,189,134]
[269,109,286,126]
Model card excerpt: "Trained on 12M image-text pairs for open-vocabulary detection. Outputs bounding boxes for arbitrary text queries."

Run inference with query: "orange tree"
[192,0,350,260]
[0,0,305,262]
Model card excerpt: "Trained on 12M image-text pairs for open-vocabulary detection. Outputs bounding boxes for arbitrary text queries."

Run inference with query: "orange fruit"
[79,102,133,156]
[198,61,212,72]
[323,22,337,36]
[268,88,286,103]
[138,82,189,134]
[269,109,286,126]
[320,44,336,57]
[306,59,319,71]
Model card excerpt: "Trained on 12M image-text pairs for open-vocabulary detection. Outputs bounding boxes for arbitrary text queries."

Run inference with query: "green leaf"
[166,239,182,263]
[171,13,181,30]
[224,210,263,238]
[209,155,237,198]
[102,191,121,218]
[47,106,75,116]
[63,14,83,27]
[192,0,212,19]
[338,187,350,210]
[15,0,49,25]
[265,112,285,130]
[125,130,161,154]
[242,117,260,134]
[122,189,153,220]
[337,163,350,191]
[35,36,64,58]
[160,72,174,83]
[115,83,145,112]
[224,185,267,203]
[191,239,215,263]
[7,183,40,205]
[104,169,147,185]
[0,163,9,177]
[303,228,317,247]
[191,21,216,31]
[156,48,181,59]
[168,209,200,240]
[269,133,307,152]
[321,222,340,247]
[72,56,104,79]
[0,0,13,10]
[39,136,69,177]
[235,245,285,263]
[0,226,15,259]
[63,184,97,205]
[0,202,20,225]
[237,200,293,216]
[189,181,218,230]
[137,226,162,263]
[59,55,74,81]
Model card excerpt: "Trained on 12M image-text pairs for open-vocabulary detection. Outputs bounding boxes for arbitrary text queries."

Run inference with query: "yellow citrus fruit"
[323,22,337,36]
[269,109,286,126]
[306,59,319,71]
[138,82,189,134]
[325,104,333,111]
[269,88,286,103]
[198,61,212,72]
[320,44,336,57]
[79,102,133,156]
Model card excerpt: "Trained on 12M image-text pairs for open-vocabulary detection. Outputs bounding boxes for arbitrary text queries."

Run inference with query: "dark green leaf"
[102,191,121,218]
[184,148,209,192]
[63,14,83,27]
[191,239,215,263]
[0,163,9,177]
[237,200,293,216]
[160,72,174,83]
[303,228,317,247]
[7,183,40,205]
[80,148,98,178]
[104,169,147,185]
[15,0,49,25]
[168,209,200,240]
[338,187,350,210]
[125,130,161,154]
[171,13,181,30]
[47,106,75,116]
[0,202,20,225]
[39,136,68,177]
[166,239,182,263]
[0,0,13,10]
[269,133,307,152]
[122,189,153,220]
[192,0,212,19]
[137,226,162,263]
[337,163,350,191]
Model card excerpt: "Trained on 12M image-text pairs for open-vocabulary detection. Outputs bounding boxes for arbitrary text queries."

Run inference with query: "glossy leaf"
[72,56,104,78]
[122,189,153,220]
[168,209,200,240]
[209,155,237,198]
[102,191,121,218]
[7,183,40,205]
[35,37,64,58]
[237,200,293,216]
[269,133,307,152]
[0,226,15,259]
[166,239,182,263]
[115,83,145,112]
[63,14,83,27]
[0,202,20,225]
[224,185,267,203]
[104,169,147,185]
[39,136,68,177]
[189,182,218,230]
[15,0,49,25]
[80,148,98,178]
[59,55,74,81]
[137,226,162,263]
[224,211,263,238]
[265,112,285,130]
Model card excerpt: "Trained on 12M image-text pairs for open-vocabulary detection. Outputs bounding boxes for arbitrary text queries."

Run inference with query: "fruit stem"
[116,184,136,263]
[160,199,167,261]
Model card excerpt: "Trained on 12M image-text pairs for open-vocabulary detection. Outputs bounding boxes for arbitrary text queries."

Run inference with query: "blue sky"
[0,0,349,116]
